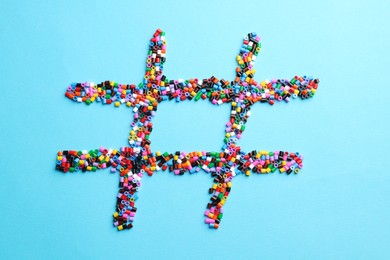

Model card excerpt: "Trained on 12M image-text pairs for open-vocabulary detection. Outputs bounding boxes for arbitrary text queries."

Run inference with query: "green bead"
[290,78,296,84]
[195,91,202,101]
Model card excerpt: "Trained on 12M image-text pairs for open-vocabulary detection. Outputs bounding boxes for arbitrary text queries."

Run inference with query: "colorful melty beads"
[56,29,318,231]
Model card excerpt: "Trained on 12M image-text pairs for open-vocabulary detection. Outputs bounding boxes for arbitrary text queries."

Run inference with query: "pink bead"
[205,218,215,224]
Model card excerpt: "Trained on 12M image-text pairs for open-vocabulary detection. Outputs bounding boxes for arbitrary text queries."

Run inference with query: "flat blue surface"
[1,0,389,259]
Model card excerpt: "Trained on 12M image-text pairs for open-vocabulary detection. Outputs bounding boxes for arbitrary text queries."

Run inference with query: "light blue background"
[1,0,389,259]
